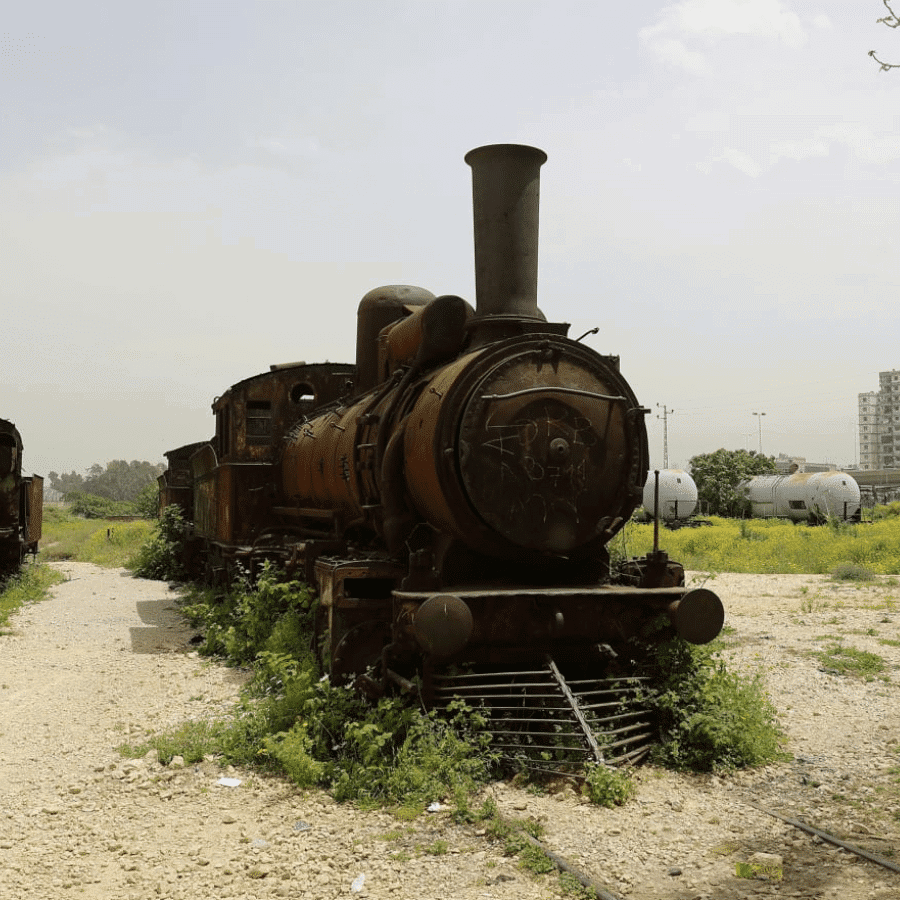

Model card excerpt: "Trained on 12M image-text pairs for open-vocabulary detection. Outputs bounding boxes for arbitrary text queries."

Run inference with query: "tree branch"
[871,1,900,69]
[878,0,900,27]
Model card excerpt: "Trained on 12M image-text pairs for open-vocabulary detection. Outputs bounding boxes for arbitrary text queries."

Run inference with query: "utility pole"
[657,404,674,469]
[752,411,766,454]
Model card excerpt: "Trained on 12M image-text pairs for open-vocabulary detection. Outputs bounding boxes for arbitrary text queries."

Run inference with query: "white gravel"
[1,562,899,900]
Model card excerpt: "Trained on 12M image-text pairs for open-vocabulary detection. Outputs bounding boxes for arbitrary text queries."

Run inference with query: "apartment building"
[858,369,900,470]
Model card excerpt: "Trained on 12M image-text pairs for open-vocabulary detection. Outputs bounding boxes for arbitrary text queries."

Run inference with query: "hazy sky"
[2,1,899,477]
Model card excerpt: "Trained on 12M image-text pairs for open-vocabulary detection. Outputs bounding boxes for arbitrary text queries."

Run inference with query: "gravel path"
[1,562,899,900]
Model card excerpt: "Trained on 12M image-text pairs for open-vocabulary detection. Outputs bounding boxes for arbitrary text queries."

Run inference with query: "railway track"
[486,796,900,900]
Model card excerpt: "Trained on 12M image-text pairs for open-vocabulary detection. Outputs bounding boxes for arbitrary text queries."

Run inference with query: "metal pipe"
[653,469,660,553]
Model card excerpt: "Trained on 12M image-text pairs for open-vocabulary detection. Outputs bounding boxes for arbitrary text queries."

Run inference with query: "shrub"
[65,492,135,519]
[831,562,877,582]
[648,639,785,772]
[129,560,787,814]
[874,501,900,520]
[581,763,634,806]
[129,506,188,582]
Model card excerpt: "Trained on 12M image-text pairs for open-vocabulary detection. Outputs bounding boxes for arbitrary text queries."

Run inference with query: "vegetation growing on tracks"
[121,554,785,820]
[128,564,499,814]
[615,514,900,575]
[648,638,786,772]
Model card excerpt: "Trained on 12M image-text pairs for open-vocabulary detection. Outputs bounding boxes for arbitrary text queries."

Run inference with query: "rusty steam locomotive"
[161,145,723,763]
[0,418,43,576]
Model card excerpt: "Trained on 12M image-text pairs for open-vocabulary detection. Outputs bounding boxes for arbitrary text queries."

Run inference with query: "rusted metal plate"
[25,475,42,546]
[211,363,354,464]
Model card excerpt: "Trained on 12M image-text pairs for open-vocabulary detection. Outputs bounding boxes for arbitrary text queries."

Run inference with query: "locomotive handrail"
[479,387,627,402]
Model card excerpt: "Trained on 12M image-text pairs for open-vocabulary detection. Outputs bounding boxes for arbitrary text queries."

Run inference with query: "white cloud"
[722,148,762,177]
[695,122,900,181]
[642,36,710,75]
[769,138,829,164]
[821,123,900,166]
[640,0,807,72]
[696,147,762,177]
[245,135,322,159]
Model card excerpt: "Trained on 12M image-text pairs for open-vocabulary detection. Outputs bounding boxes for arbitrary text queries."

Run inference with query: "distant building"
[43,486,65,505]
[774,454,839,474]
[858,369,900,470]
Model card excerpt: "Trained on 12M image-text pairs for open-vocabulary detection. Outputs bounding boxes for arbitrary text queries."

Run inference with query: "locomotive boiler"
[0,418,43,576]
[164,145,724,765]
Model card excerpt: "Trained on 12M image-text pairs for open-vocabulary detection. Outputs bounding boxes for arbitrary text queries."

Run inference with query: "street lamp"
[752,411,766,454]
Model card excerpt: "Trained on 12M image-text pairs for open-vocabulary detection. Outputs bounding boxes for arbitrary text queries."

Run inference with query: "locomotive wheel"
[330,620,391,684]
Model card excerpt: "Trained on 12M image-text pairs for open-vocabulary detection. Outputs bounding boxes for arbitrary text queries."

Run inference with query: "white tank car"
[739,472,861,522]
[643,469,698,522]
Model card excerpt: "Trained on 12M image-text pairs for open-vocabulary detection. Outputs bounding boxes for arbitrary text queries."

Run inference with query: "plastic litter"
[351,873,365,892]
[217,777,242,787]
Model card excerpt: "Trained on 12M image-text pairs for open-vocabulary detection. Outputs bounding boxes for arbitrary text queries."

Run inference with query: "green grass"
[39,507,154,568]
[615,516,900,575]
[0,564,65,632]
[814,644,889,681]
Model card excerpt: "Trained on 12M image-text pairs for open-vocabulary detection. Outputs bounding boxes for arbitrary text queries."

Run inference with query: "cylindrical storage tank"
[739,474,782,518]
[643,469,698,521]
[741,474,813,521]
[740,472,861,521]
[807,471,861,520]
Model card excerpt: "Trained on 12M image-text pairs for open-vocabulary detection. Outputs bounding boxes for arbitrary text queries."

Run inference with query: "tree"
[870,0,900,70]
[689,448,777,517]
[47,470,85,496]
[50,460,165,503]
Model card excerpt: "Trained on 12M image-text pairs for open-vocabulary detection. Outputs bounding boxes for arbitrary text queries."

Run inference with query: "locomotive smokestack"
[465,144,547,336]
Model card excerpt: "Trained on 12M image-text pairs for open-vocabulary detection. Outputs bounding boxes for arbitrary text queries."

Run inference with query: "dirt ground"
[0,563,898,900]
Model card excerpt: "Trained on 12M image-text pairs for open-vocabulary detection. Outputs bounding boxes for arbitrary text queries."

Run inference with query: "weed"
[619,516,900,575]
[581,763,634,807]
[815,644,888,681]
[518,843,555,874]
[558,872,596,899]
[648,639,786,772]
[376,830,404,842]
[832,563,877,582]
[129,506,188,581]
[800,597,828,614]
[0,564,64,630]
[420,840,448,856]
[40,507,154,568]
